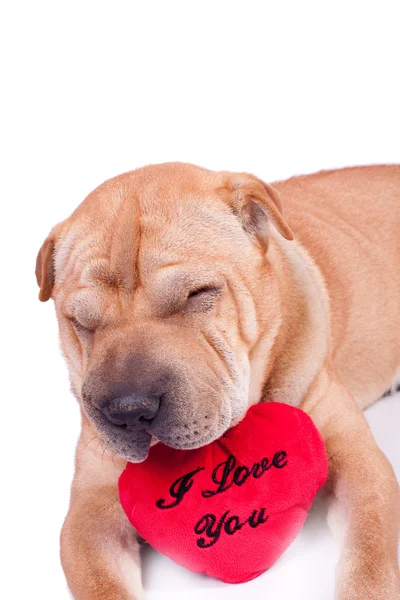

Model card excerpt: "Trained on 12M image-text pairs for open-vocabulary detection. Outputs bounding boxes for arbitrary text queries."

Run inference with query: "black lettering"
[195,507,269,548]
[233,465,250,486]
[202,455,236,498]
[251,462,263,478]
[261,457,272,471]
[272,451,288,469]
[156,466,204,509]
[195,511,230,548]
[200,450,288,502]
[248,508,269,528]
[224,515,243,535]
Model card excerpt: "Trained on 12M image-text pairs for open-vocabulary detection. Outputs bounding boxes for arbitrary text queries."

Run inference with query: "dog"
[36,163,400,599]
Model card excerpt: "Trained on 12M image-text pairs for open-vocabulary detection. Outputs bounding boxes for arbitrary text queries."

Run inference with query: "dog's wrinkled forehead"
[54,164,253,292]
[38,162,292,308]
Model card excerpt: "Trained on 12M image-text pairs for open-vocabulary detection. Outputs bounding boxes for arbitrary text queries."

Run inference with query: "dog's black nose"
[102,394,161,426]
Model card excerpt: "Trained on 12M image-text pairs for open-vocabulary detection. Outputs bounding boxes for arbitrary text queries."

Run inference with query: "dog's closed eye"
[188,286,219,299]
[186,286,223,312]
[67,315,96,335]
[63,290,103,333]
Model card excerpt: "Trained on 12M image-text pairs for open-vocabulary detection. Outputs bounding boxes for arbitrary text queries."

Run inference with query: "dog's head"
[36,163,293,461]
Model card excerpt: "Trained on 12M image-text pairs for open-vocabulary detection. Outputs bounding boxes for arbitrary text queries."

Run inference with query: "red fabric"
[119,402,328,584]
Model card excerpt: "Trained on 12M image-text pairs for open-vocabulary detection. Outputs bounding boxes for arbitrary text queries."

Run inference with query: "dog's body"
[277,166,400,408]
[36,164,400,599]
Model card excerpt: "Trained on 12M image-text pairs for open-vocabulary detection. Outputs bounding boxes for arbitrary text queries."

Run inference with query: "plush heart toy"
[119,402,328,584]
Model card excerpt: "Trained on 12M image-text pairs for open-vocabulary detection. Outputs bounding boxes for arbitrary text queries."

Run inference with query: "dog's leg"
[303,369,400,600]
[60,429,143,600]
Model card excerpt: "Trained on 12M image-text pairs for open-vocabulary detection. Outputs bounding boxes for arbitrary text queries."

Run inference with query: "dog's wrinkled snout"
[101,394,161,427]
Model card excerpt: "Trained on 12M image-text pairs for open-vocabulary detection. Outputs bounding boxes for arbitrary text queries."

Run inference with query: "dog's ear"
[225,174,294,249]
[35,227,60,302]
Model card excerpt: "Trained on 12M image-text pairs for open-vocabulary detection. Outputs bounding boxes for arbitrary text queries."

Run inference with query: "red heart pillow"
[119,402,328,584]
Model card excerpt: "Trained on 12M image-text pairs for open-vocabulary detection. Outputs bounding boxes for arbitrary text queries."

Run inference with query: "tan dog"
[36,163,400,599]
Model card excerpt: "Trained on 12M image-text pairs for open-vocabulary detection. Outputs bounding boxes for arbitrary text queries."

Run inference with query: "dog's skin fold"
[36,164,400,599]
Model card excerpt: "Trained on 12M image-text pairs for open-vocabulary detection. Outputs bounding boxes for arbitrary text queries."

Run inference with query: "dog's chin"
[106,427,225,463]
[107,427,153,463]
[91,401,235,462]
[103,418,233,463]
[154,428,225,451]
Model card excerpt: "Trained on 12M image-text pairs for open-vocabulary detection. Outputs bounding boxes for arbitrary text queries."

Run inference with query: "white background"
[1,1,400,599]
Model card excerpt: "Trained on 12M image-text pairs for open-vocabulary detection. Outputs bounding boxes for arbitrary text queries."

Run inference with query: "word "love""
[202,451,288,498]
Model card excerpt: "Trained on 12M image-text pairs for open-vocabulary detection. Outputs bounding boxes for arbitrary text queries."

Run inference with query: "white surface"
[1,1,400,599]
